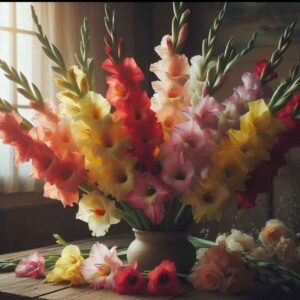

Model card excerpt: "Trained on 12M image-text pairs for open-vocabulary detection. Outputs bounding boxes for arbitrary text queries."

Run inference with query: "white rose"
[225,229,257,252]
[215,233,227,247]
[196,248,209,264]
[249,246,272,262]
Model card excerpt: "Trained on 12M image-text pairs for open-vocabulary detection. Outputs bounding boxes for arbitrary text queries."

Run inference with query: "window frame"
[0,2,35,110]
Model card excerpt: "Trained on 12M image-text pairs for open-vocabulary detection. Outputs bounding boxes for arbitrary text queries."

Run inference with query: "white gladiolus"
[189,55,216,105]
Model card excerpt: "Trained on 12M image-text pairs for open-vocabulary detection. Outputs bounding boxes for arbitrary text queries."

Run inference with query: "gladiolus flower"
[182,177,230,223]
[148,260,181,295]
[89,156,136,201]
[0,111,33,165]
[126,172,172,224]
[46,245,85,286]
[183,96,225,130]
[76,190,121,237]
[15,252,45,279]
[114,263,146,294]
[80,242,123,289]
[161,150,195,194]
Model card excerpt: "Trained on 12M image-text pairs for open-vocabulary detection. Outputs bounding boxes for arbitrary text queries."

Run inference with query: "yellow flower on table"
[76,190,121,237]
[182,177,231,223]
[46,245,85,286]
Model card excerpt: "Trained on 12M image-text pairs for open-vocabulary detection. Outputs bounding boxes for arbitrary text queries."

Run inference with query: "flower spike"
[171,2,190,53]
[260,21,296,85]
[75,18,95,90]
[0,59,44,108]
[104,4,123,63]
[31,5,83,98]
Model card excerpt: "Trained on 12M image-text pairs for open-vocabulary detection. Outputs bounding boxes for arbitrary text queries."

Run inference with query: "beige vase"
[127,229,196,274]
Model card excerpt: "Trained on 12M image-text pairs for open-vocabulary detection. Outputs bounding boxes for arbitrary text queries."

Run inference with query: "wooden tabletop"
[0,233,269,300]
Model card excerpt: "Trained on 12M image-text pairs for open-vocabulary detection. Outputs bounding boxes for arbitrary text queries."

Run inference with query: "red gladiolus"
[114,264,146,294]
[148,260,181,295]
[102,55,163,172]
[254,59,278,81]
[0,111,33,165]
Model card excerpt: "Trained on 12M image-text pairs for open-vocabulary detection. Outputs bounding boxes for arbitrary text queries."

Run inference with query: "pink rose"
[189,263,224,291]
[189,246,254,294]
[15,252,45,279]
[203,246,242,270]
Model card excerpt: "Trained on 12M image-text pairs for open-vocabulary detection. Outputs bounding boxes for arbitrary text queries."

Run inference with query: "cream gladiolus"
[76,190,121,237]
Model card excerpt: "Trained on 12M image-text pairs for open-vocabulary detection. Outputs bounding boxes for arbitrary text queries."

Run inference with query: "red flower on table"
[113,263,146,294]
[147,260,181,295]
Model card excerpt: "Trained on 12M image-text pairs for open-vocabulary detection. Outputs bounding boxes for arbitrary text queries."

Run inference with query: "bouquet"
[0,2,300,296]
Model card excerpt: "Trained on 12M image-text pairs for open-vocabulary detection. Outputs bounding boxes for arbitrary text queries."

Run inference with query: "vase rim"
[132,228,188,235]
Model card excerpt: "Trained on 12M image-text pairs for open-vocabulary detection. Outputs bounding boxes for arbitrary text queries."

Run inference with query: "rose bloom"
[249,246,272,262]
[225,229,257,252]
[259,219,295,248]
[189,263,224,291]
[189,246,254,294]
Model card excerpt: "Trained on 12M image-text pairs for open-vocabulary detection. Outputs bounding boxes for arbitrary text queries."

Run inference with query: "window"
[0,2,38,192]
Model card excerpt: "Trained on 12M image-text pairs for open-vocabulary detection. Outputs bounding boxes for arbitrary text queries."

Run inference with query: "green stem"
[173,203,186,228]
[163,198,180,231]
[119,202,143,230]
[116,206,137,229]
[135,208,152,231]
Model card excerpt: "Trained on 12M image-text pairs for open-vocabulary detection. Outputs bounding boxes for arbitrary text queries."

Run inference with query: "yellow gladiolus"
[240,99,286,149]
[209,139,247,191]
[227,125,270,171]
[46,245,85,286]
[76,91,111,126]
[182,177,231,223]
[89,156,137,201]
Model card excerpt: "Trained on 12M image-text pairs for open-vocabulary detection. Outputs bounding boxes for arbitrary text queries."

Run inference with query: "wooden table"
[0,233,290,300]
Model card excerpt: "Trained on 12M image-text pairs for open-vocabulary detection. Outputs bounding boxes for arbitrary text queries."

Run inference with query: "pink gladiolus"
[15,252,45,279]
[126,172,172,224]
[172,121,216,168]
[80,242,123,289]
[235,72,272,103]
[150,55,189,85]
[183,96,225,130]
[161,150,195,194]
[154,35,174,59]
